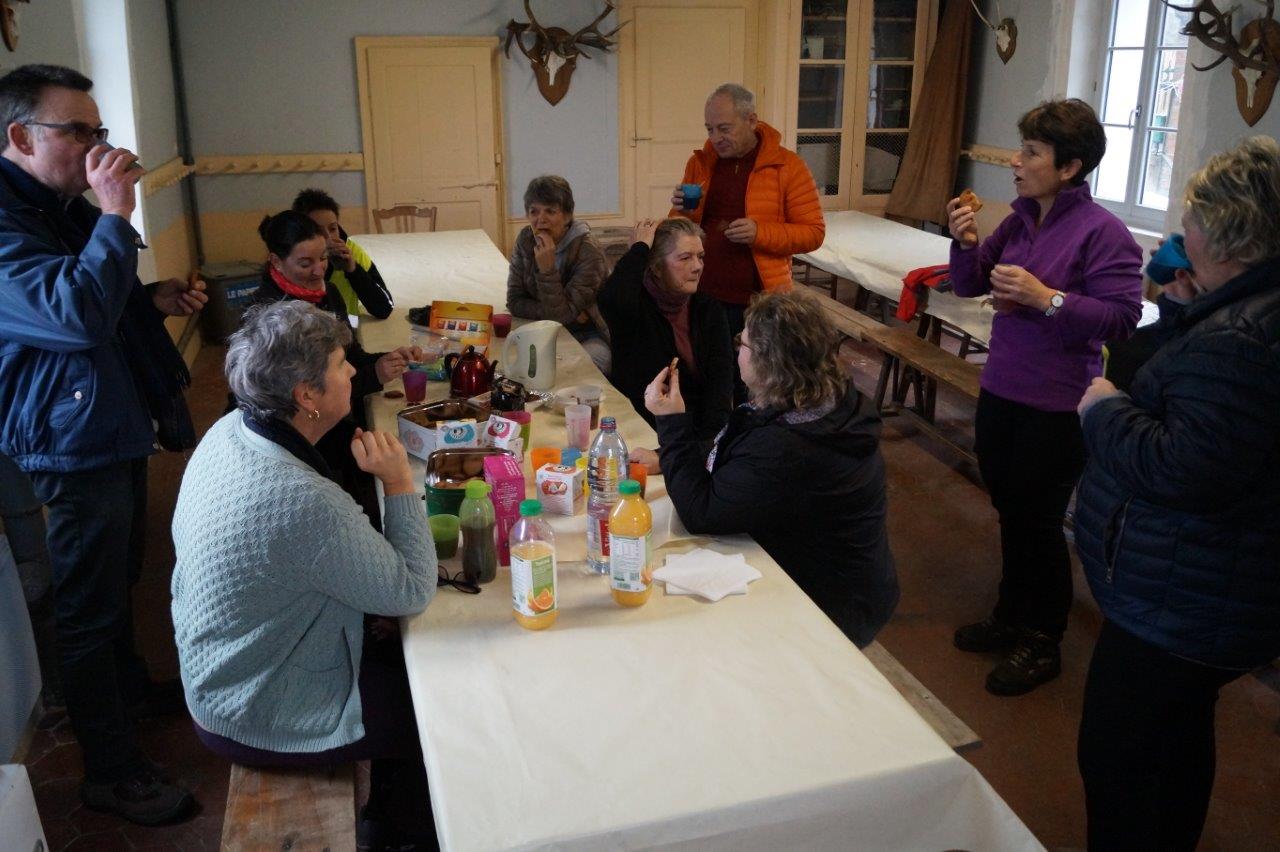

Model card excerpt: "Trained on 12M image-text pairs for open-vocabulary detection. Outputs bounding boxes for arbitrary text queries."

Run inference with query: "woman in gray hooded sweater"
[506,175,611,373]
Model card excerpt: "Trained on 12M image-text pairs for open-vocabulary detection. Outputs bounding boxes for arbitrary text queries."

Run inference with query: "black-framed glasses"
[733,332,751,352]
[437,569,480,595]
[24,121,109,145]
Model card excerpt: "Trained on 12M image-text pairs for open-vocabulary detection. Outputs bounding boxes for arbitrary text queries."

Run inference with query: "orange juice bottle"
[608,479,652,607]
[510,499,558,630]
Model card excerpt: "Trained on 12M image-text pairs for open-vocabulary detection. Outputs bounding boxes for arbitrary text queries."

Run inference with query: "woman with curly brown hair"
[643,288,898,648]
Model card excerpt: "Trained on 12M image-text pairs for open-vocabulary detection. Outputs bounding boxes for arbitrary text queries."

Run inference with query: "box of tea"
[481,414,524,461]
[483,454,525,566]
[535,463,583,516]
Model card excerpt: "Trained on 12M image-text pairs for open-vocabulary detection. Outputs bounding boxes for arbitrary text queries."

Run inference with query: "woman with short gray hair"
[506,174,612,372]
[1074,135,1280,850]
[173,301,439,846]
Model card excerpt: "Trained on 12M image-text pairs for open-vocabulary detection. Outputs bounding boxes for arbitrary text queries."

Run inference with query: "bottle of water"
[586,417,628,574]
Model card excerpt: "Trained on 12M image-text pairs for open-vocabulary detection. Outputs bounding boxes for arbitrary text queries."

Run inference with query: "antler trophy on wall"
[504,0,625,106]
[1165,0,1280,126]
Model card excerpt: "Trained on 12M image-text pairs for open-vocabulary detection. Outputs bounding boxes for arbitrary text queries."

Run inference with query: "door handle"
[438,181,498,189]
[632,135,653,145]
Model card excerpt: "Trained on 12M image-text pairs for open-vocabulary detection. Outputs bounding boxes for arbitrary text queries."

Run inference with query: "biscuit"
[958,188,983,212]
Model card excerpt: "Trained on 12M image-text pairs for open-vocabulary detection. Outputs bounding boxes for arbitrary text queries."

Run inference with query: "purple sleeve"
[1055,221,1144,342]
[949,214,1014,298]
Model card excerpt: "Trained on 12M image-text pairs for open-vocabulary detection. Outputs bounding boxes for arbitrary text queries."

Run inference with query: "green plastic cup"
[428,514,460,559]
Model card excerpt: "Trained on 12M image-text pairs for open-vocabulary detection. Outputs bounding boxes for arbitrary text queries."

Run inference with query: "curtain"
[885,0,974,225]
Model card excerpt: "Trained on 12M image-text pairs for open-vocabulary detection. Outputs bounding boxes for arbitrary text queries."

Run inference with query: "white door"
[627,1,761,218]
[357,38,505,245]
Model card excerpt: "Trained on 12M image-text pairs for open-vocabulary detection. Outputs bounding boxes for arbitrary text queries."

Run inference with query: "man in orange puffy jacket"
[670,83,825,396]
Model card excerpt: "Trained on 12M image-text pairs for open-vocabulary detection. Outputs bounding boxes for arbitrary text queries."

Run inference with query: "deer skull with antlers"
[1165,0,1280,125]
[505,1,625,106]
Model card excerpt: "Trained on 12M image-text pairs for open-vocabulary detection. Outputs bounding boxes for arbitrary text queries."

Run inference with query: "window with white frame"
[1093,0,1190,229]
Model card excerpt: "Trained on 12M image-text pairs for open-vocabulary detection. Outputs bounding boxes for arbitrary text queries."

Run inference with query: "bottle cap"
[600,416,617,430]
[519,499,542,516]
[618,479,640,495]
[464,480,491,499]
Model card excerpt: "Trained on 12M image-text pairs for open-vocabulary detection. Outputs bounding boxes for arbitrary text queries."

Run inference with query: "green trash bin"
[199,261,262,343]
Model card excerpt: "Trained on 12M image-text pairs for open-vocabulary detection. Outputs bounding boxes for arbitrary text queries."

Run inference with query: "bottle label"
[587,516,611,561]
[609,532,650,592]
[511,546,557,618]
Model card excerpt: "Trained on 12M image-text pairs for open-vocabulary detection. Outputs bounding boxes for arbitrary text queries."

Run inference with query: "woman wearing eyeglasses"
[172,301,438,849]
[644,288,898,648]
[598,217,734,468]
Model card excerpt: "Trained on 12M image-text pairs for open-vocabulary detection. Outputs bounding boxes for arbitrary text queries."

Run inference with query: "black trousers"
[1078,621,1245,851]
[30,458,153,782]
[716,299,748,407]
[973,389,1086,641]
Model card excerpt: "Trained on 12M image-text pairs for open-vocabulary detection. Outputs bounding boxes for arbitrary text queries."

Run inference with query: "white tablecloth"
[360,230,1042,851]
[797,211,1160,348]
[797,210,997,345]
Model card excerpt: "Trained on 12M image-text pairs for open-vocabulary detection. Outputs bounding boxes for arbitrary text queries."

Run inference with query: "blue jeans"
[30,458,152,782]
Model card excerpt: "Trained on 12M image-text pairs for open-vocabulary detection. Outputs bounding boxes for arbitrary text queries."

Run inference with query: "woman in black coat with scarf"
[643,288,898,648]
[243,211,421,526]
[598,217,734,465]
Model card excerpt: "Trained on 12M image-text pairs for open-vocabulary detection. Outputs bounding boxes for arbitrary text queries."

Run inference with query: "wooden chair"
[371,205,438,234]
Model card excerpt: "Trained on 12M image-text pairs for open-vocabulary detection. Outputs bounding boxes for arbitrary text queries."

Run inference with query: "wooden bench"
[221,763,356,851]
[864,641,980,752]
[809,288,982,462]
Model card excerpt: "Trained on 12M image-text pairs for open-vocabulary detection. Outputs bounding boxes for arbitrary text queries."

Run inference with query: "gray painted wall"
[0,0,82,74]
[172,0,622,216]
[129,0,186,236]
[960,0,1280,231]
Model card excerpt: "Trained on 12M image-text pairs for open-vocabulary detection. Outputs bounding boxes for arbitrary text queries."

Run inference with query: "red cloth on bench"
[896,264,950,321]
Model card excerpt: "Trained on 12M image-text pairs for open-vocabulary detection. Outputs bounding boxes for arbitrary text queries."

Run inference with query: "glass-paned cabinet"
[792,0,937,210]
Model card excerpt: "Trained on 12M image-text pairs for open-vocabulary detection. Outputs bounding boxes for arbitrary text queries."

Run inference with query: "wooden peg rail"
[960,144,1016,168]
[141,157,197,198]
[193,153,366,176]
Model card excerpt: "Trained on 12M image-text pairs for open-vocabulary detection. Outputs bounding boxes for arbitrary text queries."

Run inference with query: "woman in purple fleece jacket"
[944,99,1143,696]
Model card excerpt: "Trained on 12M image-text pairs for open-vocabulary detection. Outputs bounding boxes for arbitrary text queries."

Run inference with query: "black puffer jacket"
[657,383,899,648]
[1076,257,1280,669]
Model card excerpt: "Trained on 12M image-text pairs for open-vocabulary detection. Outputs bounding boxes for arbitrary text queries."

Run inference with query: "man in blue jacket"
[0,64,204,825]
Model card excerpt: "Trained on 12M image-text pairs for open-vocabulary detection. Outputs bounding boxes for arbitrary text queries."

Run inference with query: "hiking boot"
[953,616,1021,653]
[81,768,196,826]
[985,632,1062,696]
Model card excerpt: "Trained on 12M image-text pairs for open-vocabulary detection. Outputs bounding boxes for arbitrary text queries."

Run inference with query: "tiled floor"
[22,296,1280,850]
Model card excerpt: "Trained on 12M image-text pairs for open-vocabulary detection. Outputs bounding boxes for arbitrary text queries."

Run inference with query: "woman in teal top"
[172,301,436,848]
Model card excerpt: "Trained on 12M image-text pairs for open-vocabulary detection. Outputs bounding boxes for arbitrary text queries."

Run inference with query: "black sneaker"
[80,769,196,826]
[953,616,1020,653]
[985,632,1062,696]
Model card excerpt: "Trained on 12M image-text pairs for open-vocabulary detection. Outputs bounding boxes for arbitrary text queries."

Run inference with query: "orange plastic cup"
[628,462,648,498]
[530,446,560,472]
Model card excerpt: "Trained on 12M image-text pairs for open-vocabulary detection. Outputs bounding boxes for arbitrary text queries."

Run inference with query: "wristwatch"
[1045,291,1066,317]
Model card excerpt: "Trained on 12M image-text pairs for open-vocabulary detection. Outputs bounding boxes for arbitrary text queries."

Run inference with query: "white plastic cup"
[565,404,592,451]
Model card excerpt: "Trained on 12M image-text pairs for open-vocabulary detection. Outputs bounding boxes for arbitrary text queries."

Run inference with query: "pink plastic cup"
[402,369,428,403]
[565,404,591,451]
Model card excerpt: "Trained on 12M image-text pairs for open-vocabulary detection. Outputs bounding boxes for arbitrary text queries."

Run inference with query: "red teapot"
[444,345,496,398]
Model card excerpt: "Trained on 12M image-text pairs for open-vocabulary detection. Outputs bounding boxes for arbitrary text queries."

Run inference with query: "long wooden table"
[355,230,1042,851]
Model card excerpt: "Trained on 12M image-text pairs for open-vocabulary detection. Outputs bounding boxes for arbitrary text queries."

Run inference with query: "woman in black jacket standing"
[1073,136,1280,851]
[598,217,733,459]
[644,288,898,648]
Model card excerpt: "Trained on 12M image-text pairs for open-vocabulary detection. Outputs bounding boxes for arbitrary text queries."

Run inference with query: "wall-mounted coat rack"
[193,153,365,175]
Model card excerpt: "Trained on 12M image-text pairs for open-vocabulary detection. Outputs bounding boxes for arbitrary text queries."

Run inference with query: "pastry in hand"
[958,188,983,212]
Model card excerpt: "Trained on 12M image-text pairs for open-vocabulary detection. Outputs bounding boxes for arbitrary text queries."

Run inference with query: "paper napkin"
[652,548,762,602]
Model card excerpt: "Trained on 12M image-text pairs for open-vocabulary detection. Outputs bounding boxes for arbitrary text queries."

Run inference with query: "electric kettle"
[502,320,559,392]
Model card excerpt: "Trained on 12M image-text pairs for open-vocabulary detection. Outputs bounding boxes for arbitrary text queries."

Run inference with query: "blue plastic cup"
[680,183,703,211]
[1145,233,1192,285]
